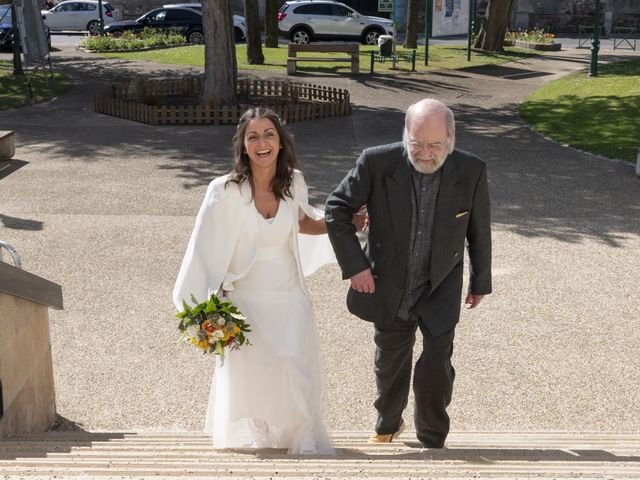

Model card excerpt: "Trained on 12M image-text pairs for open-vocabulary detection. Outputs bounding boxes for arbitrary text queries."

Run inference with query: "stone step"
[1,431,639,479]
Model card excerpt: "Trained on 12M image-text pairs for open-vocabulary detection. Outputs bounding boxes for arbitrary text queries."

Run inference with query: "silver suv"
[277,0,393,45]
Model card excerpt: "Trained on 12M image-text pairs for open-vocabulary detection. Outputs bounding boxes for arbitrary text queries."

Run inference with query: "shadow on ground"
[1,53,638,248]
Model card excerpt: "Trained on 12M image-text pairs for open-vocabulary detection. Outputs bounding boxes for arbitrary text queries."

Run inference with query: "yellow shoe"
[369,419,406,443]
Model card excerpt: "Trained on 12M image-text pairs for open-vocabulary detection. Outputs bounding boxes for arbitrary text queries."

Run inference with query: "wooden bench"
[287,43,360,75]
[0,131,15,161]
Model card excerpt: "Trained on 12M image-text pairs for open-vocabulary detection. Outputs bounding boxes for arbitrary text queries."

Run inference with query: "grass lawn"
[0,61,73,111]
[99,43,538,74]
[520,57,640,162]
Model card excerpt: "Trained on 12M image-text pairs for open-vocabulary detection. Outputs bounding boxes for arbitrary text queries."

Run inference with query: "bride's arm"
[299,212,367,235]
[299,215,326,235]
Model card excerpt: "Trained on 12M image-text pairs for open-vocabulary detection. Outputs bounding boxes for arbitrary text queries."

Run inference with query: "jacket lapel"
[431,155,463,283]
[385,152,412,269]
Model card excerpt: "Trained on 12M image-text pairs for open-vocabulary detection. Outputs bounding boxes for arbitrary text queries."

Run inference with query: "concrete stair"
[1,431,639,479]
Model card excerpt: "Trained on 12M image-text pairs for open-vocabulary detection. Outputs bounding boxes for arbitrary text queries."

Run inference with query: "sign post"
[98,0,104,35]
[10,3,23,75]
[424,0,432,65]
[589,0,601,76]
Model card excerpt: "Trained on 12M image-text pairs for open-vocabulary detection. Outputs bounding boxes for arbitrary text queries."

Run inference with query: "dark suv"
[104,6,204,44]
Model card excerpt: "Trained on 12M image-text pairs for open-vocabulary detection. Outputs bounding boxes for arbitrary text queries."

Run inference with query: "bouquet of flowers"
[177,293,251,364]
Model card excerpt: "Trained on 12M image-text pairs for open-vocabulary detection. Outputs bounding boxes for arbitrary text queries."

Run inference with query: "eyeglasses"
[407,137,448,153]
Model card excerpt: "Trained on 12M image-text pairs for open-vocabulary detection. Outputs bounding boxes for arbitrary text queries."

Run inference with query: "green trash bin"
[378,35,393,56]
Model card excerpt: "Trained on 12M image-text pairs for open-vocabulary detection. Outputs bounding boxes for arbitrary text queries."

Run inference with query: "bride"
[173,107,363,454]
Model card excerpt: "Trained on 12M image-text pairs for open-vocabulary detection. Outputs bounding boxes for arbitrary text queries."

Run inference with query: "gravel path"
[0,46,638,435]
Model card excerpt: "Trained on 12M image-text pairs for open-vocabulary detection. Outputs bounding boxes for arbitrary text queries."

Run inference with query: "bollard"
[0,131,15,161]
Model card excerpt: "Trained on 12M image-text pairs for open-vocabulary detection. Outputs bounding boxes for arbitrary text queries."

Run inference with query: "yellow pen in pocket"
[456,211,469,218]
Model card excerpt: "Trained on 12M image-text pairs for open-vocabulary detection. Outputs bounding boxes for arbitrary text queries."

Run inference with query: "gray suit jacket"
[325,142,492,336]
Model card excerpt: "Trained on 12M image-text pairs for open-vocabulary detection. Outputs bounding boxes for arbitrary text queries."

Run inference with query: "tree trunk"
[264,0,278,48]
[202,0,237,105]
[403,0,419,49]
[244,0,264,64]
[473,0,516,52]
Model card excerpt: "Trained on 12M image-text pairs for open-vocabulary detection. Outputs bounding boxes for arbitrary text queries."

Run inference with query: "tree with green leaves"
[473,0,516,52]
[201,0,237,105]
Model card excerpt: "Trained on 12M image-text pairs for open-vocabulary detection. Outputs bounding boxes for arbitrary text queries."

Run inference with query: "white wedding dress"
[204,200,334,454]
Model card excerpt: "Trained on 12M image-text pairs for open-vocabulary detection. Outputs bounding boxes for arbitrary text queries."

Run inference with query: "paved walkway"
[0,45,639,459]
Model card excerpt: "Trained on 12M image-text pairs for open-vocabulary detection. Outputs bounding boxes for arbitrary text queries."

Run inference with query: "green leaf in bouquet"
[204,302,218,314]
[190,294,199,306]
[177,330,190,345]
[181,300,191,315]
[215,341,225,362]
[210,293,221,306]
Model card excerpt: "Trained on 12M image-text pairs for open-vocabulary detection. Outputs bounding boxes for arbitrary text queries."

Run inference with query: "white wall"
[432,0,470,37]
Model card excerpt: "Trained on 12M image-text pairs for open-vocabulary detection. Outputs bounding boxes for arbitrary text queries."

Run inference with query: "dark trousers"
[373,318,455,447]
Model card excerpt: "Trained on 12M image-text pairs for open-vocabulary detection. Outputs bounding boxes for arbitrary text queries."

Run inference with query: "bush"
[80,28,185,51]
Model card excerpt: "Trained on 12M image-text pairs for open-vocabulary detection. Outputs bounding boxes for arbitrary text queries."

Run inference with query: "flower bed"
[94,77,351,125]
[80,28,186,52]
[505,27,561,51]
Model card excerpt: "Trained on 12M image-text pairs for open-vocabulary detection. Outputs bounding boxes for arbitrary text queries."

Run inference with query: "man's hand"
[351,206,369,232]
[350,268,375,293]
[465,294,484,309]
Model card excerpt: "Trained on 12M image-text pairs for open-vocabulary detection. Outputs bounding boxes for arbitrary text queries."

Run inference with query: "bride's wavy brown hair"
[226,107,303,200]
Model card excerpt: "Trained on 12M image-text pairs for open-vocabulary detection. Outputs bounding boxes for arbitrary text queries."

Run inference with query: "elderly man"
[325,98,492,448]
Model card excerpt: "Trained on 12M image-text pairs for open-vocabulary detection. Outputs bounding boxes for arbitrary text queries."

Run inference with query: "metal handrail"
[0,241,21,269]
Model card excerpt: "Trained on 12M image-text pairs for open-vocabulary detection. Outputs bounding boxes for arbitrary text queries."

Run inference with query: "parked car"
[277,0,393,45]
[104,6,204,44]
[0,4,51,50]
[162,3,246,41]
[41,0,120,35]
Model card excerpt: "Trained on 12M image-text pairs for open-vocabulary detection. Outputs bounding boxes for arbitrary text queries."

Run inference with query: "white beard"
[408,151,446,174]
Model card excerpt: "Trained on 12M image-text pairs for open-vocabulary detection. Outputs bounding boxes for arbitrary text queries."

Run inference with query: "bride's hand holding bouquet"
[177,293,251,364]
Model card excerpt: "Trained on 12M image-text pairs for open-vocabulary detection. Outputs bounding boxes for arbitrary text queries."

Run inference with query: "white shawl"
[173,170,335,309]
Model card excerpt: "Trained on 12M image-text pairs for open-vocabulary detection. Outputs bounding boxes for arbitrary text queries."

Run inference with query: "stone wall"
[110,0,640,32]
[0,292,56,438]
[475,0,639,33]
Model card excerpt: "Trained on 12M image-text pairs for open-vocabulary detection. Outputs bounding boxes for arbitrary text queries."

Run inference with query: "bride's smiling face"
[244,117,282,173]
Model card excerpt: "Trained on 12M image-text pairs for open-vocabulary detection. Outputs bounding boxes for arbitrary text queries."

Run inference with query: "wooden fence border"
[94,77,352,125]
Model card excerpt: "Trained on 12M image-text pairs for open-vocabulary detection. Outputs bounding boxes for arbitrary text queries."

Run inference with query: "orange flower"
[202,320,215,333]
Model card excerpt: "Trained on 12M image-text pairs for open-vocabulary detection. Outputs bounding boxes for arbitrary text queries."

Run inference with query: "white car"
[42,0,120,35]
[162,3,246,41]
[277,0,393,45]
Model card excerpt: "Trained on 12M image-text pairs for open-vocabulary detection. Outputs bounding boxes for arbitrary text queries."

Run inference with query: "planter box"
[505,39,562,51]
